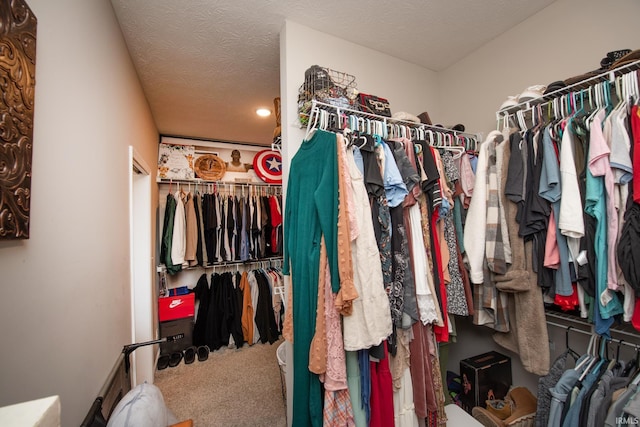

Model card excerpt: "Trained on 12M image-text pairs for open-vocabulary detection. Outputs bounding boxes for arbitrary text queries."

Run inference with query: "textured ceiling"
[110,0,556,145]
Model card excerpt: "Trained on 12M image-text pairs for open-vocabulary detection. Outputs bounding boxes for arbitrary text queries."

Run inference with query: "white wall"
[0,1,159,425]
[280,20,440,169]
[281,1,640,404]
[438,0,640,393]
[438,0,640,135]
[280,20,441,423]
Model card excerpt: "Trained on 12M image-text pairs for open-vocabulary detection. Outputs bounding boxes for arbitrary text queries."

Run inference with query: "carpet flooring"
[155,338,287,427]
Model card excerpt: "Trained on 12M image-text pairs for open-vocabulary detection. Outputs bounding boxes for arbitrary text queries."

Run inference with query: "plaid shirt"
[485,138,507,274]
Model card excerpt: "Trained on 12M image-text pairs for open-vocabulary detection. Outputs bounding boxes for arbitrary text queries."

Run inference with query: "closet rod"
[545,311,640,340]
[156,256,283,273]
[546,309,640,341]
[161,134,270,149]
[158,178,280,187]
[202,256,283,270]
[497,58,640,119]
[310,99,479,140]
[546,321,640,349]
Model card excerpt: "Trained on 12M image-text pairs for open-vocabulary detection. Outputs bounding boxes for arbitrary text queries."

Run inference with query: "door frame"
[128,146,154,387]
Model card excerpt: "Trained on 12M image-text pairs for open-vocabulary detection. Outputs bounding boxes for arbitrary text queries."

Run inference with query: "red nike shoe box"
[158,293,195,322]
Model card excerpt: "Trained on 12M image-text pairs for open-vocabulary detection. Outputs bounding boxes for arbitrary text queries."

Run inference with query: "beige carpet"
[155,338,287,427]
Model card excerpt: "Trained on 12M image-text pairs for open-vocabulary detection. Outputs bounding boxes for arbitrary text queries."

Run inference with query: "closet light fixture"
[256,108,271,117]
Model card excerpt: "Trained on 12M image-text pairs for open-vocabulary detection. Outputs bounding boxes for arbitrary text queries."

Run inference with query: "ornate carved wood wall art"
[0,0,36,239]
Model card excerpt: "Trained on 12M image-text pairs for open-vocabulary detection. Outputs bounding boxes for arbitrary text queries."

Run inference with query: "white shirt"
[558,125,584,260]
[171,191,186,266]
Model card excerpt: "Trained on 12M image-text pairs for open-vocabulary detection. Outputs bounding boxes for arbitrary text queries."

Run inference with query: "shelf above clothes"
[546,309,640,344]
[158,179,282,196]
[157,178,280,187]
[305,99,480,151]
[156,256,284,274]
[496,58,640,125]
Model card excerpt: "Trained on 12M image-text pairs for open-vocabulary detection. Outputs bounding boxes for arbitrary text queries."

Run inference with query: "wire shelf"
[298,65,359,126]
[496,59,640,121]
[545,308,640,342]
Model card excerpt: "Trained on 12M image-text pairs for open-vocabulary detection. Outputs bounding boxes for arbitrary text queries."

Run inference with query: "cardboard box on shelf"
[159,317,194,354]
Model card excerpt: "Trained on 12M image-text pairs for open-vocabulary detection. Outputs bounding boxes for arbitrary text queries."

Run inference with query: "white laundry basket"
[277,341,287,402]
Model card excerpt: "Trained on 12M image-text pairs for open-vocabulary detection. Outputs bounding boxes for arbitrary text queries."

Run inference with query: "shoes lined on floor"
[157,345,211,370]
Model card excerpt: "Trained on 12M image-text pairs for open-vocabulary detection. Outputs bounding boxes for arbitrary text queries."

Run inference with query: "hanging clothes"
[192,273,210,347]
[171,190,187,266]
[342,145,393,351]
[284,104,481,426]
[184,192,199,267]
[189,265,283,352]
[160,191,181,274]
[193,192,206,267]
[283,129,341,427]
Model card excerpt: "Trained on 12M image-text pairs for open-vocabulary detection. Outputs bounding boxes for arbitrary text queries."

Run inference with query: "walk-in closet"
[3,1,640,426]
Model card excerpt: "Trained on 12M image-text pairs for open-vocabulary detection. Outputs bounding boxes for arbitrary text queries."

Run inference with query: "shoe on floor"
[169,351,183,368]
[157,354,170,370]
[183,346,196,364]
[197,345,210,362]
[472,387,537,427]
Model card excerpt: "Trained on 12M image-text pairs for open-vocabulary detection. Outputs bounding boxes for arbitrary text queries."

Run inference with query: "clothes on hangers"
[539,330,640,427]
[160,191,181,274]
[284,128,342,427]
[469,69,640,382]
[159,185,283,273]
[191,266,284,352]
[171,189,187,266]
[285,102,478,426]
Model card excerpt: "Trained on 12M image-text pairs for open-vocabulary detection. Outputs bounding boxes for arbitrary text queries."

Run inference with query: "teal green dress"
[283,130,340,426]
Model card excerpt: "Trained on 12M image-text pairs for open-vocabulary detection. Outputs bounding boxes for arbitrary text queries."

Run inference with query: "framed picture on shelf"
[157,142,195,180]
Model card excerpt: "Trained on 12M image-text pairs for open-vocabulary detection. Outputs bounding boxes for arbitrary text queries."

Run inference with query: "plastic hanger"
[579,335,608,382]
[609,339,624,374]
[342,127,353,146]
[375,121,384,139]
[631,70,640,103]
[425,129,434,147]
[356,134,368,149]
[442,133,464,158]
[304,105,320,140]
[628,345,640,381]
[571,91,590,138]
[565,326,581,361]
[604,80,614,114]
[516,109,527,131]
[575,334,596,372]
[585,82,603,129]
[627,70,637,102]
[348,115,357,132]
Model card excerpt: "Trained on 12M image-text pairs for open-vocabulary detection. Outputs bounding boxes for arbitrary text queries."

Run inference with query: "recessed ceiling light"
[256,108,271,117]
